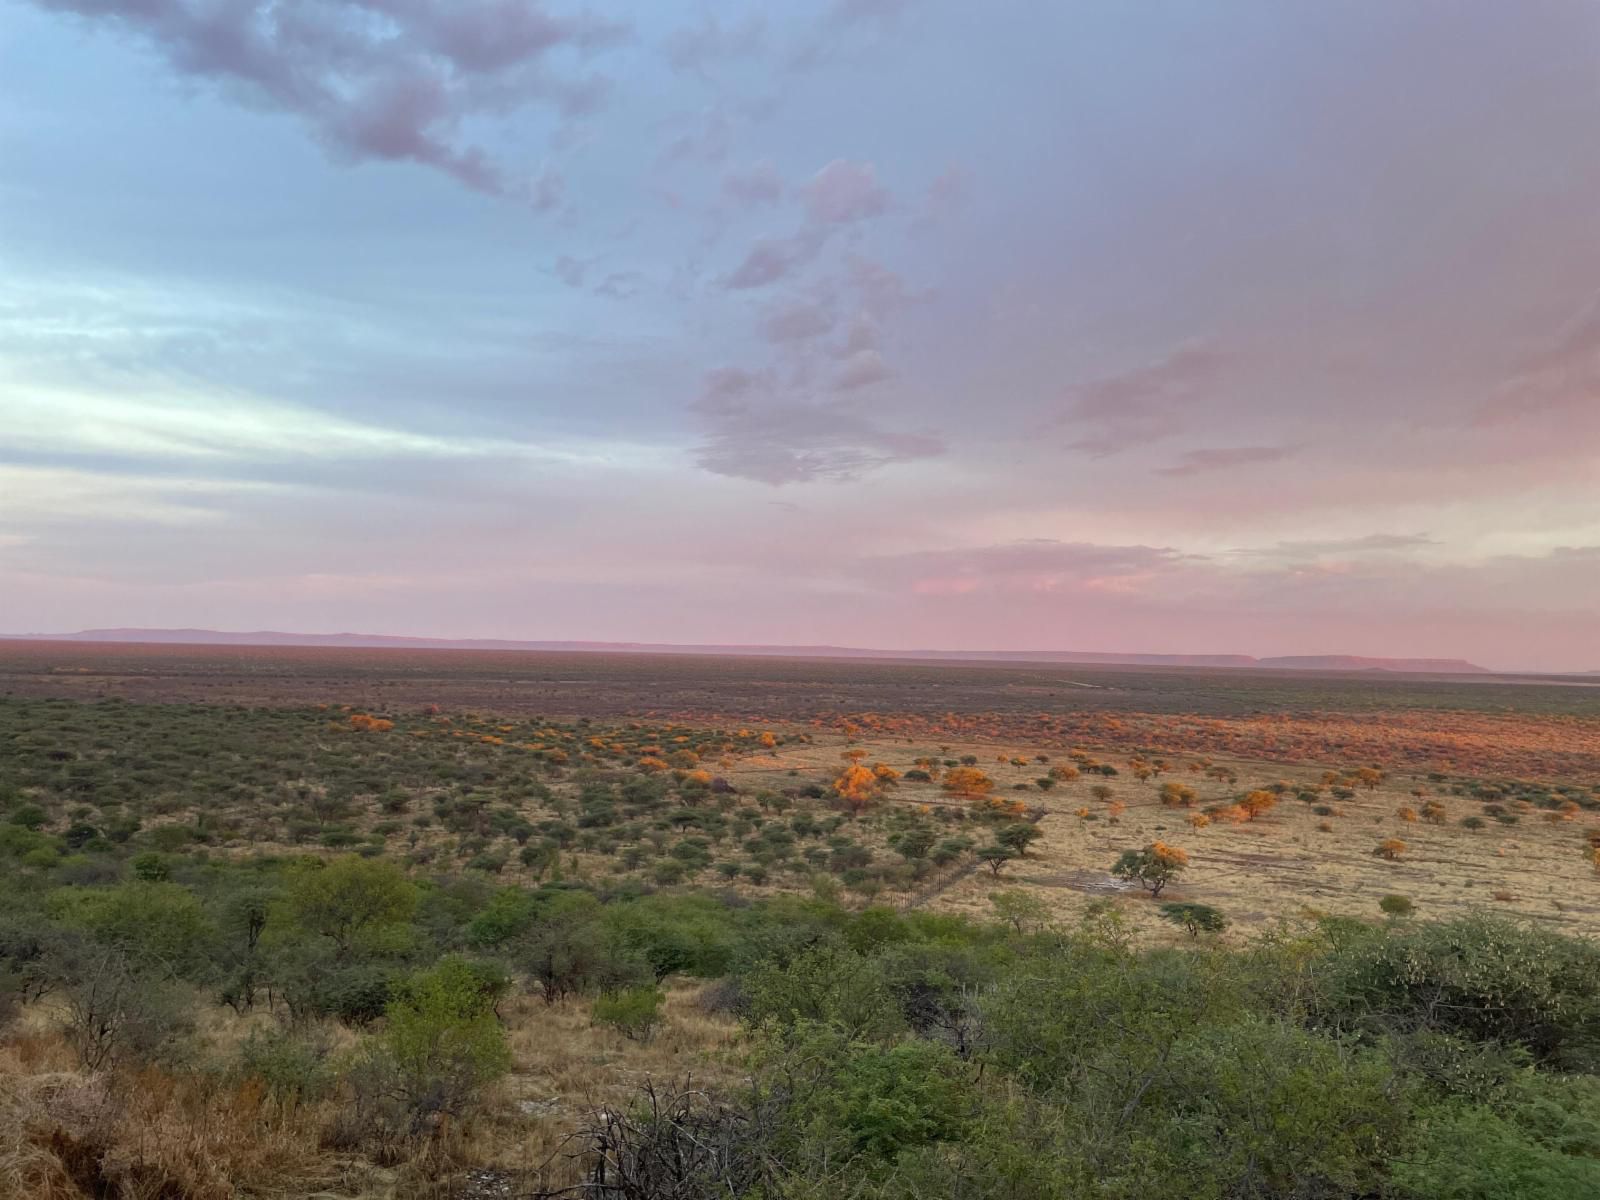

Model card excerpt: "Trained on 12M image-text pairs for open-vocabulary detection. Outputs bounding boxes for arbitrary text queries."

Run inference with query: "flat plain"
[4,639,1598,939]
[4,640,1600,1198]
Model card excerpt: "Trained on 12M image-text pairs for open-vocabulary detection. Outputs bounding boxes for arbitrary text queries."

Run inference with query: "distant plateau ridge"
[3,628,1492,675]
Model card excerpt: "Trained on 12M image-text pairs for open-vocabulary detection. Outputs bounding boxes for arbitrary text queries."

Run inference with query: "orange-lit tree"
[1112,842,1188,897]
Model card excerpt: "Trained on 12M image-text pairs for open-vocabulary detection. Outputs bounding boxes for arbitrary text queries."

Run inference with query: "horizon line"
[7,625,1589,677]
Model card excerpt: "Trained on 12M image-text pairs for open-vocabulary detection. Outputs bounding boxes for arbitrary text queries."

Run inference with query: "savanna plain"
[2,641,1599,1199]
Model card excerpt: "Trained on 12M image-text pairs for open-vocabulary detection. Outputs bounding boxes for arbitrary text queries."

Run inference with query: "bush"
[238,1026,336,1103]
[1392,1076,1600,1199]
[44,942,192,1069]
[744,945,902,1042]
[49,880,213,977]
[593,985,666,1042]
[1159,902,1227,937]
[129,851,171,882]
[276,856,418,959]
[1318,914,1600,1069]
[1380,894,1416,918]
[7,804,47,830]
[769,1028,972,1159]
[315,963,400,1026]
[347,956,512,1141]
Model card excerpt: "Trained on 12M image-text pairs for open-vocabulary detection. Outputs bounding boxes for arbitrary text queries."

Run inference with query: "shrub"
[44,942,193,1069]
[277,856,418,959]
[994,822,1041,856]
[1391,1078,1600,1199]
[770,1030,971,1159]
[314,963,399,1026]
[1318,914,1600,1069]
[238,1027,336,1103]
[593,985,666,1042]
[7,804,47,830]
[129,851,170,882]
[1159,782,1197,808]
[49,880,212,977]
[1379,894,1416,918]
[1159,902,1227,937]
[365,956,513,1138]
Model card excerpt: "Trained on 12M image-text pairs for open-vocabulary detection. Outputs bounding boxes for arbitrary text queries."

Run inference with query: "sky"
[1,1,1598,671]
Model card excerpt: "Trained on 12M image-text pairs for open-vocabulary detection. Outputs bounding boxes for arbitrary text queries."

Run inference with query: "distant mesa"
[1252,654,1490,674]
[4,628,1492,675]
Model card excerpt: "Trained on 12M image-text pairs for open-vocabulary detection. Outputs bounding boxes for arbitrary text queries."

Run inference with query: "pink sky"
[1,2,1598,671]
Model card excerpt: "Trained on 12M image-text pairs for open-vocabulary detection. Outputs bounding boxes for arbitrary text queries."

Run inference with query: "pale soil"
[723,733,1600,942]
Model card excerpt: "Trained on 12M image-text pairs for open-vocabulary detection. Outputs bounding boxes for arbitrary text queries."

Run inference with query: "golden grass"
[464,983,745,1191]
[0,1033,342,1200]
[753,733,1600,943]
[0,982,743,1200]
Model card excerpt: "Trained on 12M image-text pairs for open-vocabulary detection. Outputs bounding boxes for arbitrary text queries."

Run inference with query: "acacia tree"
[1159,782,1197,808]
[833,764,881,817]
[978,843,1016,876]
[891,828,936,875]
[1239,791,1277,821]
[942,767,995,797]
[996,822,1041,857]
[1112,842,1188,898]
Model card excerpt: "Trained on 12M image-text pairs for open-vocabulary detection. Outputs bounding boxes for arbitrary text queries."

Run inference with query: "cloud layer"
[35,0,628,194]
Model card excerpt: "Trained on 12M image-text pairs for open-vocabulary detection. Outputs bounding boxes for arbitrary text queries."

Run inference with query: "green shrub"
[238,1027,336,1103]
[1319,914,1600,1069]
[1380,894,1416,918]
[1159,902,1228,937]
[7,804,47,830]
[592,985,665,1042]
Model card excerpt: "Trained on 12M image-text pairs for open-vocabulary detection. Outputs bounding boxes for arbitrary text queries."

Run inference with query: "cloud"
[722,161,785,208]
[802,159,889,224]
[691,368,941,483]
[33,0,629,197]
[528,165,565,212]
[1478,291,1600,424]
[1058,342,1234,456]
[657,104,735,166]
[695,366,767,415]
[665,13,765,75]
[834,348,892,390]
[839,314,880,355]
[722,234,816,289]
[593,271,642,300]
[846,255,919,318]
[1237,533,1438,559]
[922,162,970,222]
[695,407,942,484]
[1157,445,1294,477]
[865,539,1189,596]
[762,299,834,343]
[553,255,589,287]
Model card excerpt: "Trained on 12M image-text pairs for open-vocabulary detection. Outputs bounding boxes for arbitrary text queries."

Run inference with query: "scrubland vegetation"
[2,654,1599,1198]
